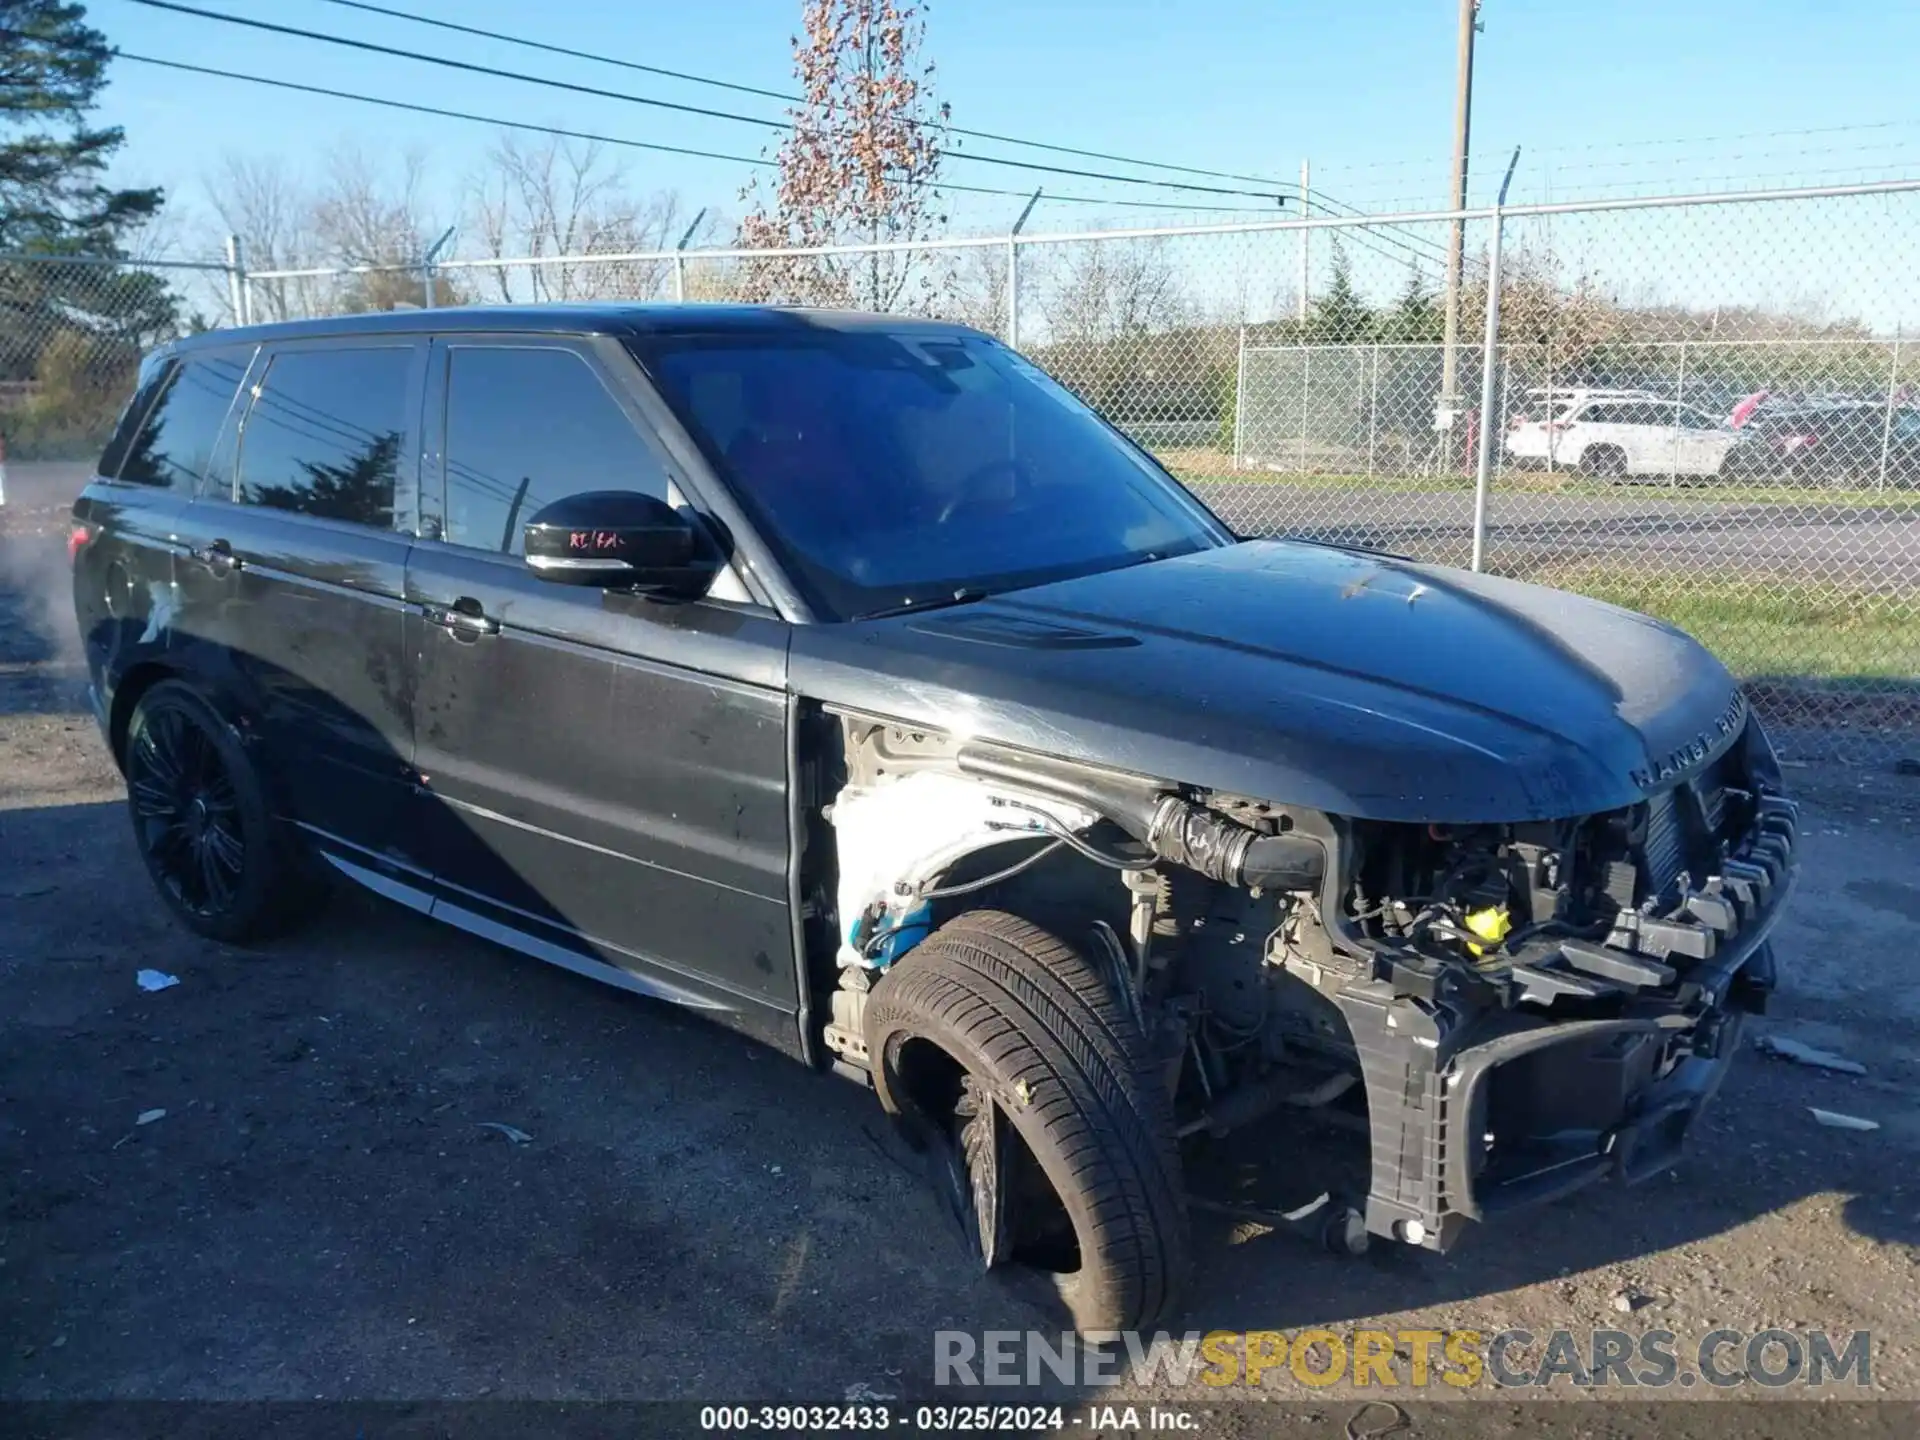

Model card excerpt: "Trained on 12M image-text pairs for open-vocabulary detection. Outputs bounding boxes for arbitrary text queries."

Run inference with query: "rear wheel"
[1579,444,1628,479]
[124,680,322,943]
[865,910,1189,1334]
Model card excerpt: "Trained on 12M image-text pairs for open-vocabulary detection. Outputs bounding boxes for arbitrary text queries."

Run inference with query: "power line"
[312,0,1291,190]
[1306,186,1450,270]
[123,0,1290,202]
[109,53,1279,215]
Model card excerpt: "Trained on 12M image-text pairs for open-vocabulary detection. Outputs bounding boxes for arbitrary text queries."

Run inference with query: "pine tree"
[2,3,172,456]
[1309,240,1373,343]
[1,1,162,252]
[1386,260,1444,343]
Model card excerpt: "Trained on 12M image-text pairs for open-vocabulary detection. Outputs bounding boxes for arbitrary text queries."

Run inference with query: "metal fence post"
[1471,211,1508,572]
[223,234,249,326]
[674,208,707,304]
[1299,345,1311,474]
[1472,150,1522,571]
[1233,325,1247,469]
[1297,160,1310,322]
[1671,339,1687,487]
[1543,338,1557,474]
[1879,328,1903,491]
[1367,343,1380,479]
[1006,238,1018,347]
[422,226,455,309]
[1006,189,1043,350]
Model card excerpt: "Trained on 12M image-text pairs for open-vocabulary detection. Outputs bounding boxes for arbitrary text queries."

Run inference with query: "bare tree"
[1034,237,1195,416]
[945,243,1008,337]
[310,147,465,313]
[203,154,320,321]
[471,134,710,303]
[737,0,948,311]
[202,146,466,317]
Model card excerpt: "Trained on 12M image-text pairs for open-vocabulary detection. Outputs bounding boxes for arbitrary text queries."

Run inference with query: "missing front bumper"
[1338,921,1784,1252]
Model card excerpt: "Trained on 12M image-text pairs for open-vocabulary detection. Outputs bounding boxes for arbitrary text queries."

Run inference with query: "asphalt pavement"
[1188,479,1920,588]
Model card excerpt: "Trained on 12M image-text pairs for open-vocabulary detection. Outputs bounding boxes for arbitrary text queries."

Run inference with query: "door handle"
[424,597,500,641]
[190,538,242,575]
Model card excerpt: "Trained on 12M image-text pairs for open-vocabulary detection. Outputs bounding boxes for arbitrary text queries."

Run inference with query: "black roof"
[171,303,980,353]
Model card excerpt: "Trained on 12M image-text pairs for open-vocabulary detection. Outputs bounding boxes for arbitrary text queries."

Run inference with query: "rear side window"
[441,346,667,555]
[97,354,172,480]
[238,347,411,528]
[112,352,251,490]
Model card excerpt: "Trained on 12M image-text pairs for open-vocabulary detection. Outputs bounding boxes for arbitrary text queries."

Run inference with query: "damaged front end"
[1309,713,1796,1248]
[819,700,1796,1254]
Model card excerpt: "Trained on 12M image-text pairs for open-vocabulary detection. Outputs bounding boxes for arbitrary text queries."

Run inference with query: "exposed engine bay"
[818,706,1797,1250]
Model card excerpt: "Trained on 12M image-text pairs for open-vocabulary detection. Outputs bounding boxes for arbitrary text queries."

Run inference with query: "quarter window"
[238,347,411,527]
[441,346,667,555]
[113,352,252,491]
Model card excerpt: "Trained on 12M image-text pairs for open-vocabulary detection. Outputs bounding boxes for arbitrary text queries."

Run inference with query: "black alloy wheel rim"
[130,708,245,916]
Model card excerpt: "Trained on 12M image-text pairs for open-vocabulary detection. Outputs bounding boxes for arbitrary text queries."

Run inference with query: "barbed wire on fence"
[4,176,1917,761]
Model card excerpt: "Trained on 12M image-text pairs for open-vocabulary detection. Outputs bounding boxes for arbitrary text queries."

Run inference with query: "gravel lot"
[4,478,1920,1426]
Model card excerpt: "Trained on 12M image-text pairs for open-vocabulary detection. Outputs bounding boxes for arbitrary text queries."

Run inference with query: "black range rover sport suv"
[72,306,1796,1334]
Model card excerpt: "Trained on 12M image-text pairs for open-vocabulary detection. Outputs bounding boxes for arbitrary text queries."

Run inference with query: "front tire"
[124,680,321,943]
[1579,444,1628,479]
[865,911,1189,1334]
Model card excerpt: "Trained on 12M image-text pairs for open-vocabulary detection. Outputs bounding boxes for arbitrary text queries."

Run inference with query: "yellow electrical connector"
[1464,905,1512,957]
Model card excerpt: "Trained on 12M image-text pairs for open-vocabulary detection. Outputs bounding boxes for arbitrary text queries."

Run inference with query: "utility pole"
[1297,159,1311,323]
[1437,0,1481,446]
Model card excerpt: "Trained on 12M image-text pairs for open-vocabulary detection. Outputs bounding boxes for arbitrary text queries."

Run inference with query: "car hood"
[788,540,1748,823]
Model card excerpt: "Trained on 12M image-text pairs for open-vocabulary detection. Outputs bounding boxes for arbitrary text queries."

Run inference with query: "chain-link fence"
[0,251,235,467]
[7,179,1918,761]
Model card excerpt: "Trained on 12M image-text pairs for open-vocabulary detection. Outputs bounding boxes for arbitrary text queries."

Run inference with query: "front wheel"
[1578,444,1628,479]
[865,911,1189,1334]
[124,680,322,943]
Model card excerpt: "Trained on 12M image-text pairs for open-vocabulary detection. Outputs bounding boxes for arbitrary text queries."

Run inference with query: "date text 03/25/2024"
[698,1405,1198,1431]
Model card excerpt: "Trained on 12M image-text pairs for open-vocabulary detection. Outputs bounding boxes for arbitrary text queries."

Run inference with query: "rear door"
[169,335,426,868]
[74,345,253,711]
[1558,401,1612,466]
[403,333,796,1034]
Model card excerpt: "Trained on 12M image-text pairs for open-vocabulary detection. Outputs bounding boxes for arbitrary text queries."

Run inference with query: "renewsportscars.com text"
[934,1327,1873,1390]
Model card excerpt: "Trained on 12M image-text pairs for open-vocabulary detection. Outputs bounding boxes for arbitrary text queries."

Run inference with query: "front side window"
[632,329,1228,620]
[442,346,667,555]
[237,347,411,527]
[1616,403,1668,427]
[113,352,252,491]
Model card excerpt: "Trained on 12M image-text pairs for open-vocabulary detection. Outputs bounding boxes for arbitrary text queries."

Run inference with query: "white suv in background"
[1505,388,1743,479]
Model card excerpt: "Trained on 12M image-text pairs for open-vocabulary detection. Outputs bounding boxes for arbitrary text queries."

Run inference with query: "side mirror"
[523,490,703,594]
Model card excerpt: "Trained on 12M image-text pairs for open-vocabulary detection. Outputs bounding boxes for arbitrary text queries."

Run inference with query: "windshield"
[630,328,1230,620]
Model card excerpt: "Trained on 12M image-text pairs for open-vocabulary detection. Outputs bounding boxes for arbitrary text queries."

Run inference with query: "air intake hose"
[1145,795,1326,892]
[953,745,1326,892]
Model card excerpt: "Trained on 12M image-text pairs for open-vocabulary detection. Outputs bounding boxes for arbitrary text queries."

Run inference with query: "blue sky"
[77,0,1920,330]
[91,0,1920,238]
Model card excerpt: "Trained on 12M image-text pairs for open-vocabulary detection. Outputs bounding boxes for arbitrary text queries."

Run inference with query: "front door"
[169,337,424,868]
[402,334,797,1040]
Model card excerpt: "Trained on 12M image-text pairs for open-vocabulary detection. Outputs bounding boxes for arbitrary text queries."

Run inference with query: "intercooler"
[1641,760,1732,898]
